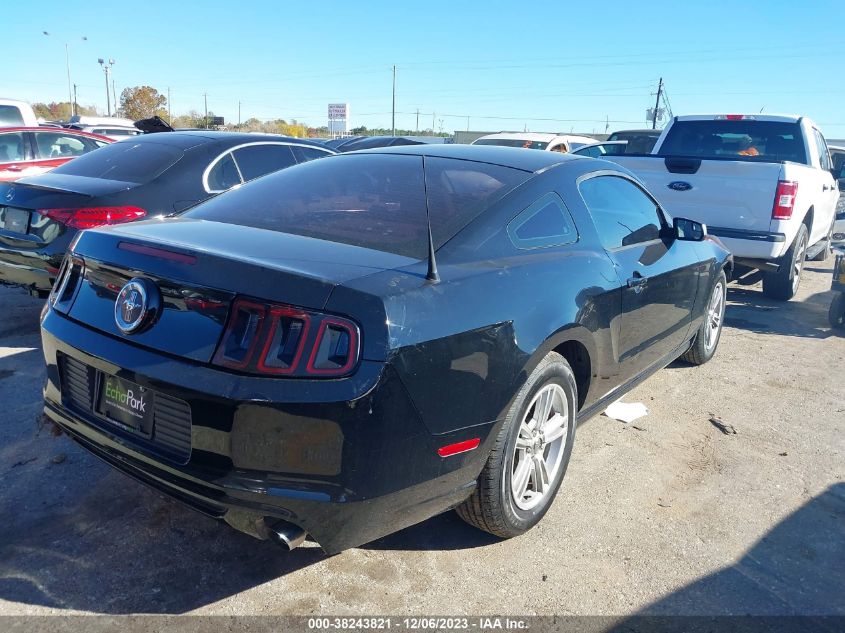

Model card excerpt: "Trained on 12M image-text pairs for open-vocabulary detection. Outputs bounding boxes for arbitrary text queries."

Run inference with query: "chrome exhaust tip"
[268,520,307,550]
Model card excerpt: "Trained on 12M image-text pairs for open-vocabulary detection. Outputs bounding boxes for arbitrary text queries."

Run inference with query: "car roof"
[0,126,113,141]
[116,131,330,150]
[609,128,662,135]
[347,143,586,173]
[674,114,806,124]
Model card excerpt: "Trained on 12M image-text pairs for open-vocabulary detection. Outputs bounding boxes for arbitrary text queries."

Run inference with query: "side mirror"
[674,217,707,241]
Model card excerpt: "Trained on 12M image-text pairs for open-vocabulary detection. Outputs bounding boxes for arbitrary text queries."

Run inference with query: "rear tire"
[763,224,808,301]
[681,271,727,365]
[456,352,577,539]
[829,292,845,330]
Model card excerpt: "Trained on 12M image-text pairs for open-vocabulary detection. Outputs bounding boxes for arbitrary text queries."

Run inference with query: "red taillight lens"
[212,297,359,378]
[38,206,146,229]
[772,180,798,220]
[306,318,359,375]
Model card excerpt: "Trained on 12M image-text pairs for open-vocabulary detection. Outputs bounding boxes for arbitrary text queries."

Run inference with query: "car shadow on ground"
[614,483,845,620]
[0,466,327,614]
[723,286,836,340]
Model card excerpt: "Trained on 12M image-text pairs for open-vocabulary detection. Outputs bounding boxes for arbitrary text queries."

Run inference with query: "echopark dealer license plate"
[96,374,155,436]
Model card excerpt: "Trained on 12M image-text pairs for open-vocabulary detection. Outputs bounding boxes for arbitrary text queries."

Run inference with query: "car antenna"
[421,156,440,283]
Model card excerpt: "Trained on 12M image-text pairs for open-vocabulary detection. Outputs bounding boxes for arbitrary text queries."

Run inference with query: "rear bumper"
[0,254,59,291]
[41,311,494,553]
[0,237,67,291]
[707,226,787,260]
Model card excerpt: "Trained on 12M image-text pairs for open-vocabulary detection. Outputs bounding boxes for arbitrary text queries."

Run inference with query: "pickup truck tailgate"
[607,156,782,231]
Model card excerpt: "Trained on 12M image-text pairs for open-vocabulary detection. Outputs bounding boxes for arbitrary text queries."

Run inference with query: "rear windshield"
[659,120,807,163]
[185,153,530,258]
[607,132,659,153]
[0,105,25,126]
[50,140,184,183]
[474,138,548,151]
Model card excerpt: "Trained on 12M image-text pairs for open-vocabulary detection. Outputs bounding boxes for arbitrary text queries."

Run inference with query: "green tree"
[119,86,167,121]
[32,101,97,121]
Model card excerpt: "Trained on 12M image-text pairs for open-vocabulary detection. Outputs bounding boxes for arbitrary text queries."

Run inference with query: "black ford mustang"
[40,145,730,553]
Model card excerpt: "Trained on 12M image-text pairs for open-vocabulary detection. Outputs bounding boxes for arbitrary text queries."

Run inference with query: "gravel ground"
[0,262,842,617]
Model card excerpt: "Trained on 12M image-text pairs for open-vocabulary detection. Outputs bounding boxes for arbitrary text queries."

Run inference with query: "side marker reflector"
[437,438,481,457]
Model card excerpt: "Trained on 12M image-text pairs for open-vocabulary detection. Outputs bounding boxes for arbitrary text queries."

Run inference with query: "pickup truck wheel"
[681,271,726,365]
[763,224,808,301]
[456,352,577,538]
[829,292,845,330]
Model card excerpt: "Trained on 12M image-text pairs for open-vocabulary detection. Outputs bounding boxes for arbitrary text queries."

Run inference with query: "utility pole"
[415,109,419,133]
[167,87,171,122]
[98,58,115,117]
[204,93,208,129]
[652,77,664,130]
[467,115,470,132]
[112,76,117,116]
[391,65,396,136]
[238,101,241,127]
[73,84,78,117]
[432,112,435,133]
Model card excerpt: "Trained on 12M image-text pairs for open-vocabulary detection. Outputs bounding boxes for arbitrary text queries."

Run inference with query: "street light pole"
[43,32,87,117]
[98,58,115,117]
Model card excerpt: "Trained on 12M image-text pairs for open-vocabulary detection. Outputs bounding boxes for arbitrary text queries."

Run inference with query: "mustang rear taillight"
[772,180,798,220]
[38,206,146,229]
[48,255,85,313]
[212,297,359,378]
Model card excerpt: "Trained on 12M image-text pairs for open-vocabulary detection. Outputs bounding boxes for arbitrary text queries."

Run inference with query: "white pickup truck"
[590,115,841,300]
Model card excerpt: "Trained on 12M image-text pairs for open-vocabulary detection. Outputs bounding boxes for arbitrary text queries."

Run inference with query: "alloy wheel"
[704,280,725,352]
[511,383,569,511]
[792,233,807,294]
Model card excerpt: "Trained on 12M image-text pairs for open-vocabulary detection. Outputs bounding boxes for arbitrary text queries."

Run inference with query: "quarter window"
[292,145,331,163]
[232,144,296,181]
[206,152,242,191]
[579,175,664,250]
[508,193,577,249]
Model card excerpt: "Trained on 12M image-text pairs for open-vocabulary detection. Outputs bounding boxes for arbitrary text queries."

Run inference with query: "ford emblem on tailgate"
[668,181,692,192]
[115,278,161,334]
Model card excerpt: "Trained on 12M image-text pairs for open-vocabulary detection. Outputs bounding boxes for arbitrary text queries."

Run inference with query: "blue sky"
[7,0,845,136]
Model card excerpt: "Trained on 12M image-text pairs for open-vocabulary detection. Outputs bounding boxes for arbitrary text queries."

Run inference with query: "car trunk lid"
[62,217,413,362]
[0,176,137,248]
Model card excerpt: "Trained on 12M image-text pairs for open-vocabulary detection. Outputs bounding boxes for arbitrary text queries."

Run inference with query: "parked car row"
[1,105,836,556]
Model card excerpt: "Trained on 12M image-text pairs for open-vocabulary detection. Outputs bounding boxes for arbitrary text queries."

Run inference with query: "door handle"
[627,273,648,293]
[6,165,22,172]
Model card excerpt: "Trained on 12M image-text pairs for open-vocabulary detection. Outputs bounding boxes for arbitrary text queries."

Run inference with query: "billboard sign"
[328,103,348,120]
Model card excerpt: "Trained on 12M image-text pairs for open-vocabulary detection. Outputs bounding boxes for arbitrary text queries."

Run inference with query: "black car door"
[579,174,699,378]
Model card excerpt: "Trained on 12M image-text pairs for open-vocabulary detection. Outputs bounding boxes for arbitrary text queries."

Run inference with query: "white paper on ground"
[603,401,649,424]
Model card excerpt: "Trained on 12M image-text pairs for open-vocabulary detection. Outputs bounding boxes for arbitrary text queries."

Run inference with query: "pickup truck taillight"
[212,297,360,377]
[772,180,798,220]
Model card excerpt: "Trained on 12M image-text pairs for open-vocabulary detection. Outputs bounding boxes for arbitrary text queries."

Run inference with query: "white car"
[472,132,597,153]
[68,124,142,141]
[606,114,840,300]
[0,98,38,127]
